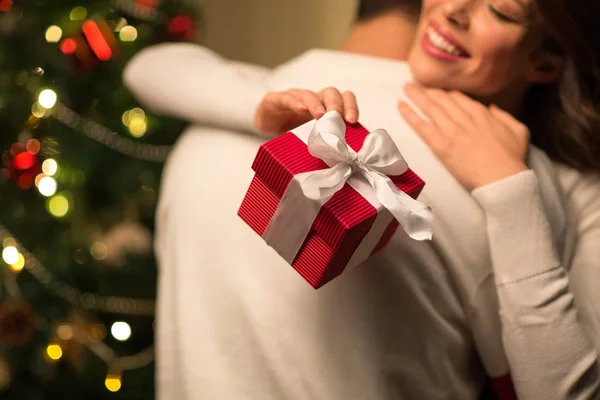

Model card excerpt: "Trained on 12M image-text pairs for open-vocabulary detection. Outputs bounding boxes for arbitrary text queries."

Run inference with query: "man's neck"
[339,11,418,61]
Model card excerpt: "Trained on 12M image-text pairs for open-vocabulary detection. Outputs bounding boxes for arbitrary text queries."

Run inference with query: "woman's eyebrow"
[513,0,529,11]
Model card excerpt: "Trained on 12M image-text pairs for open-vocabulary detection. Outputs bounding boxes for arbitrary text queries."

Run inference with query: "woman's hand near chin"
[398,83,530,191]
[254,87,359,136]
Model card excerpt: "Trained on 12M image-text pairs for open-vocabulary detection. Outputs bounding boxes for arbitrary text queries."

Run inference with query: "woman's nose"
[443,0,473,29]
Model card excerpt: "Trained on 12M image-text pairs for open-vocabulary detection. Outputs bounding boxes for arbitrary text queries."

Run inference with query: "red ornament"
[166,15,195,42]
[59,20,119,72]
[0,0,12,12]
[2,139,42,190]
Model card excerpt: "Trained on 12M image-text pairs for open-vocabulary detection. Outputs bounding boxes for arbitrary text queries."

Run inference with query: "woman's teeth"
[427,27,462,57]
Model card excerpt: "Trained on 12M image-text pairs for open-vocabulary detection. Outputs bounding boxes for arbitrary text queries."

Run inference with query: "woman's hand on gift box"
[254,87,359,136]
[397,83,529,191]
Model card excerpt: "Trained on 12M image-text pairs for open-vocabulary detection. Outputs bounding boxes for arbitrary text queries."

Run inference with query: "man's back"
[126,45,570,399]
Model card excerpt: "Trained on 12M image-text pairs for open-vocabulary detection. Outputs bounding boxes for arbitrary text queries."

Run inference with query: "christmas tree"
[0,0,200,398]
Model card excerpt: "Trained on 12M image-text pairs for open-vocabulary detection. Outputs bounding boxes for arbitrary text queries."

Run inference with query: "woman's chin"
[410,68,454,89]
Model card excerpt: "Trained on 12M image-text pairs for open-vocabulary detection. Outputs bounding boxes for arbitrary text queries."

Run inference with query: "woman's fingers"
[270,88,359,123]
[264,90,305,114]
[489,105,530,141]
[447,90,492,129]
[397,100,446,153]
[342,90,359,123]
[428,89,472,125]
[403,83,455,130]
[319,87,345,117]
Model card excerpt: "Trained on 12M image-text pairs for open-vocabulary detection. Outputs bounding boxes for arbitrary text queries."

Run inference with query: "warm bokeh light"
[18,174,34,190]
[114,18,127,32]
[26,139,41,154]
[69,6,87,21]
[35,173,46,188]
[13,152,36,170]
[123,107,147,137]
[48,194,70,218]
[57,324,73,340]
[60,38,77,55]
[89,324,107,341]
[82,20,113,61]
[128,119,147,137]
[105,375,122,392]
[42,159,58,176]
[38,89,57,109]
[31,102,46,118]
[9,253,25,272]
[2,238,16,248]
[45,25,63,43]
[119,25,138,42]
[2,246,19,265]
[46,344,63,361]
[110,322,131,341]
[38,176,57,197]
[90,242,108,260]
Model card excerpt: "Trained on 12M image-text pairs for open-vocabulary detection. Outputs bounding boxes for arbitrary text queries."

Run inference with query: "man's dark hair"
[356,0,422,21]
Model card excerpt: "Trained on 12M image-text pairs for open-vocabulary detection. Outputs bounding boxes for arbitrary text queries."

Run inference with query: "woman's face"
[408,0,547,102]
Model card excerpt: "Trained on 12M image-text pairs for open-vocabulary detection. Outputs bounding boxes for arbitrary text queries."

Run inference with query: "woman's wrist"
[469,162,529,191]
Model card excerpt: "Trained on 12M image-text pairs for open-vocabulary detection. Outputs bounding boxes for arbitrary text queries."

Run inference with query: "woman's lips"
[422,21,471,61]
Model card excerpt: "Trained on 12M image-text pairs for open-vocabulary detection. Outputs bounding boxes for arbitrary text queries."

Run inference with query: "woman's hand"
[398,83,530,191]
[254,87,359,136]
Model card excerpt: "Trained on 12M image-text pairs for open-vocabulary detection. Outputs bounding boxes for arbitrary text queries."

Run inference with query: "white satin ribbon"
[263,111,433,265]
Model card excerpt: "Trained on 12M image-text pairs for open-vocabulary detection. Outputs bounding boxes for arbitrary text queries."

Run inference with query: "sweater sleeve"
[123,43,271,135]
[471,170,600,400]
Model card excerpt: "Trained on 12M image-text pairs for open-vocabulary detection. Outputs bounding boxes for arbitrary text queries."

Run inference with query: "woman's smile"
[422,20,471,60]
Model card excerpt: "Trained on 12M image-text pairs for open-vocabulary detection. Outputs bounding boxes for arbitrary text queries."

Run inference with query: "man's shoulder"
[270,49,412,91]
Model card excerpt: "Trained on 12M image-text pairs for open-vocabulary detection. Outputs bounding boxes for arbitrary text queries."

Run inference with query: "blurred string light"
[69,6,87,21]
[90,242,108,260]
[57,324,73,340]
[45,26,63,43]
[10,254,25,272]
[111,322,132,341]
[42,159,58,176]
[52,103,170,162]
[2,246,19,265]
[119,25,138,42]
[31,102,46,118]
[0,224,155,315]
[59,38,77,55]
[26,139,40,153]
[105,374,122,392]
[82,20,115,61]
[122,107,147,137]
[0,226,155,390]
[2,243,25,273]
[38,89,57,109]
[46,343,63,361]
[114,18,128,32]
[47,193,70,218]
[38,176,57,197]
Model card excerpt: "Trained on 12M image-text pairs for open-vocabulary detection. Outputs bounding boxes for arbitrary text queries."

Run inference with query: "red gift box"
[238,115,427,289]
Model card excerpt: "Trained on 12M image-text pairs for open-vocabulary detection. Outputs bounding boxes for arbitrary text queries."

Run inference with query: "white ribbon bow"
[300,111,433,241]
[262,111,433,266]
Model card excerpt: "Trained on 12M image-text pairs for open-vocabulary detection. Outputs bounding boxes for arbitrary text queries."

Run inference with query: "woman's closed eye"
[489,5,519,23]
[488,0,527,23]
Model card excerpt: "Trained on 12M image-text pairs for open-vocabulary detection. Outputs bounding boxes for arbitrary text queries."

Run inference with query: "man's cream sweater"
[124,44,600,399]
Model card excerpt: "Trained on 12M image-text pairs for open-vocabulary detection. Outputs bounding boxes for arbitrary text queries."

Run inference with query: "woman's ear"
[525,50,566,84]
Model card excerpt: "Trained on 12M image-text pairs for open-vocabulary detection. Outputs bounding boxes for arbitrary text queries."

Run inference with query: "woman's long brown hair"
[523,0,600,172]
